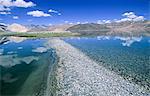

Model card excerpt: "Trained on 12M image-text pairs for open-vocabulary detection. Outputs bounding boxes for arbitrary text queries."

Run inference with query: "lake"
[0,36,149,95]
[0,37,57,96]
[64,36,150,90]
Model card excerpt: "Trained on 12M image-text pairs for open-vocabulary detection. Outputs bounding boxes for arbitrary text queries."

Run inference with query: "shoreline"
[47,38,149,96]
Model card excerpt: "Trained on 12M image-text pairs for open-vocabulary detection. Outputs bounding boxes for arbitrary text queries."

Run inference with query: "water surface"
[64,36,150,90]
[0,37,56,96]
[0,36,149,95]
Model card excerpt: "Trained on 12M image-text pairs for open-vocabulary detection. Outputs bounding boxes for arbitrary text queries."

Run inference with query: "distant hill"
[26,24,73,33]
[7,23,29,32]
[48,24,74,32]
[107,21,150,36]
[66,23,111,35]
[26,24,49,32]
[0,23,73,33]
[1,23,30,33]
[0,21,149,36]
[66,21,150,36]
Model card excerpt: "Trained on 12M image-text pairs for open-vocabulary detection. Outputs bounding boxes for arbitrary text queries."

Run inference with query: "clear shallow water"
[0,36,149,95]
[64,36,150,90]
[0,37,56,96]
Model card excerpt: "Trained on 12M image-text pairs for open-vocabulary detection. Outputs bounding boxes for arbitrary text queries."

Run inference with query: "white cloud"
[27,10,51,17]
[0,0,35,15]
[116,12,145,22]
[0,0,12,7]
[133,16,144,22]
[97,20,111,24]
[13,16,19,19]
[0,0,36,8]
[48,23,52,26]
[0,22,7,25]
[104,20,111,23]
[58,13,61,15]
[77,22,81,24]
[48,9,61,15]
[0,11,11,14]
[69,22,73,25]
[13,0,36,7]
[122,12,137,19]
[48,9,58,13]
[96,12,145,24]
[97,20,102,24]
[64,21,69,23]
[116,18,131,23]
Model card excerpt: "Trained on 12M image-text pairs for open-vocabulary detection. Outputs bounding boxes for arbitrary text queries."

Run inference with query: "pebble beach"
[47,38,149,96]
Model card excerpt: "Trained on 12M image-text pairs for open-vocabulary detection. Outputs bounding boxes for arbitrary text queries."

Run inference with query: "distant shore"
[0,32,80,38]
[0,32,149,39]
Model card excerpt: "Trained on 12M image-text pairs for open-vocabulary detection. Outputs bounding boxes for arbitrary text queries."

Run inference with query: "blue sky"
[0,0,149,25]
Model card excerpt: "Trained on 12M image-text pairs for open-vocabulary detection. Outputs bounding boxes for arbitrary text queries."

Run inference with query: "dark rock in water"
[0,37,9,44]
[0,24,7,32]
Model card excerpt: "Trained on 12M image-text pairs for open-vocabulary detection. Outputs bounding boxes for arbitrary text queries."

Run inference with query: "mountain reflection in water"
[0,36,149,95]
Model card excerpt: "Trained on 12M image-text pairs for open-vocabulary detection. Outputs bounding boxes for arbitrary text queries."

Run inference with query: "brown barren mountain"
[66,21,150,36]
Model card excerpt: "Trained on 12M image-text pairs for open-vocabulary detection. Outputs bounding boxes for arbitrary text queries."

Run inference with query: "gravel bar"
[47,38,149,96]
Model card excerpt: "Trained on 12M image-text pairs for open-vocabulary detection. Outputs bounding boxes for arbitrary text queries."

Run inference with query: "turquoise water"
[0,36,149,95]
[64,36,150,90]
[0,37,56,96]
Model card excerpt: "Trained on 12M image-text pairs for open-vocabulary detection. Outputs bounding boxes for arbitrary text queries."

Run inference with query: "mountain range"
[0,21,150,36]
[67,21,150,36]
